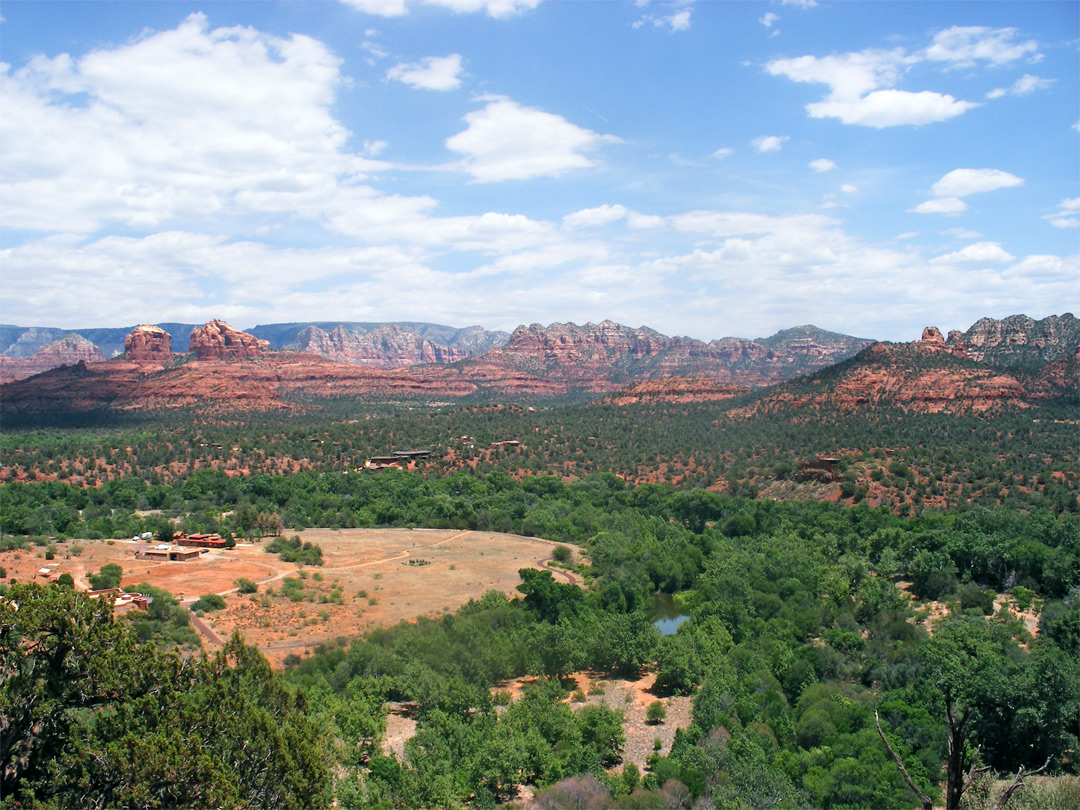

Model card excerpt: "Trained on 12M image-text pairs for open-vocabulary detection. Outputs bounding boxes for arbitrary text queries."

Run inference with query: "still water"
[651,593,690,636]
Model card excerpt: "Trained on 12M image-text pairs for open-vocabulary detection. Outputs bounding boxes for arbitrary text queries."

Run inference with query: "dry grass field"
[1,528,576,666]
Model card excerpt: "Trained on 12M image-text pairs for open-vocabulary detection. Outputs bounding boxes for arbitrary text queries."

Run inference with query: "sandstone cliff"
[189,320,270,360]
[0,335,105,383]
[288,324,470,368]
[948,313,1079,367]
[125,324,173,365]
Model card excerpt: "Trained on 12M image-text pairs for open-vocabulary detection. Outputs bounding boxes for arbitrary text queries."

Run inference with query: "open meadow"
[1,528,577,666]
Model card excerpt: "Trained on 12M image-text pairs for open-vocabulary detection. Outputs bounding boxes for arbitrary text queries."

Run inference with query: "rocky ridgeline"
[125,324,173,365]
[0,335,105,384]
[486,320,869,387]
[288,324,470,368]
[189,320,270,360]
[948,313,1079,366]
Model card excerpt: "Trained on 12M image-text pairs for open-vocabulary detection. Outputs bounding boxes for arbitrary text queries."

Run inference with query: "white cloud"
[387,54,463,90]
[810,158,837,173]
[924,26,1039,68]
[668,9,692,31]
[941,227,983,239]
[930,168,1024,198]
[340,0,408,16]
[627,212,666,229]
[753,135,788,152]
[781,0,817,7]
[712,147,734,159]
[986,74,1054,99]
[930,241,1014,265]
[765,30,1036,128]
[840,184,858,194]
[562,204,628,229]
[340,0,541,18]
[633,6,692,33]
[445,98,619,182]
[0,13,371,233]
[1044,197,1080,229]
[766,49,979,128]
[760,12,779,28]
[910,198,968,215]
[807,89,976,128]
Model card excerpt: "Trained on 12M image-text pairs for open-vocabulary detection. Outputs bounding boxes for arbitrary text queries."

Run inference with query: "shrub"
[235,577,258,594]
[192,594,226,612]
[552,545,572,564]
[88,563,123,591]
[646,700,667,724]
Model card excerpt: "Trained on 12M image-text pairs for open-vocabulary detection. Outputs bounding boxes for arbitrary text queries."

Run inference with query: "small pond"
[651,592,690,636]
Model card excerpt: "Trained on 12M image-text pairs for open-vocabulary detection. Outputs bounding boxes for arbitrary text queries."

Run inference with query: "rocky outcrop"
[125,324,172,365]
[606,377,750,405]
[951,313,1080,366]
[189,320,269,360]
[481,321,869,389]
[920,326,967,357]
[0,335,105,383]
[289,324,470,368]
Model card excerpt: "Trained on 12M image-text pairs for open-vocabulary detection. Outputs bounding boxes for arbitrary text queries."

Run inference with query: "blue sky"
[1,0,1076,341]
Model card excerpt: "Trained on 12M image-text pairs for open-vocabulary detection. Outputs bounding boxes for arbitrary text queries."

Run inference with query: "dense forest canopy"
[1,391,1079,808]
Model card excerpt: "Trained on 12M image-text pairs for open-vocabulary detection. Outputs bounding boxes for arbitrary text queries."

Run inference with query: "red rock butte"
[125,324,172,365]
[189,320,270,360]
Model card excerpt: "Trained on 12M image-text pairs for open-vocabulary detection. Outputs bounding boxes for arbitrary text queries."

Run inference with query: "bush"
[265,535,323,566]
[88,563,123,591]
[552,545,573,564]
[192,594,226,612]
[56,573,74,588]
[235,577,258,594]
[646,700,667,725]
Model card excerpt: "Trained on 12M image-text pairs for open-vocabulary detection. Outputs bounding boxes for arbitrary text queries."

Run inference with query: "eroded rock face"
[921,326,947,347]
[289,324,470,368]
[125,324,172,364]
[0,336,105,383]
[189,320,269,360]
[959,314,1080,365]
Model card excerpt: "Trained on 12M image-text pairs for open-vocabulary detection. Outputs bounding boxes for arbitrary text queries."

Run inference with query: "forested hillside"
[2,470,1078,809]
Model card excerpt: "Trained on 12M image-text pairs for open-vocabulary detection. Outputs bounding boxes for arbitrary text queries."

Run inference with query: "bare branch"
[876,711,934,810]
[961,746,990,794]
[992,757,1052,810]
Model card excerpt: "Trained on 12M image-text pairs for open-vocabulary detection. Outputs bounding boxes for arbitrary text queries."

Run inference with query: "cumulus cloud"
[712,147,734,159]
[562,204,628,229]
[810,158,837,173]
[752,135,788,152]
[445,97,619,182]
[986,74,1054,99]
[910,198,968,215]
[1044,197,1080,229]
[387,54,463,90]
[930,241,1014,265]
[911,168,1024,215]
[760,12,779,28]
[840,184,858,194]
[340,0,541,18]
[0,13,374,233]
[765,27,1040,128]
[923,26,1039,68]
[930,168,1024,198]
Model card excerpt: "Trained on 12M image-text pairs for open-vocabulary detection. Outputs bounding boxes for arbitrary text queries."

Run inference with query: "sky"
[1,0,1077,342]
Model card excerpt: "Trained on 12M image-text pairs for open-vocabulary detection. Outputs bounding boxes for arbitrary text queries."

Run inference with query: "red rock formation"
[606,377,750,405]
[189,320,269,360]
[291,324,470,368]
[0,335,105,383]
[920,326,947,348]
[125,324,172,365]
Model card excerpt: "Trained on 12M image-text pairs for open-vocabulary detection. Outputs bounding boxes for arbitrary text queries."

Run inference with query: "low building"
[178,533,227,549]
